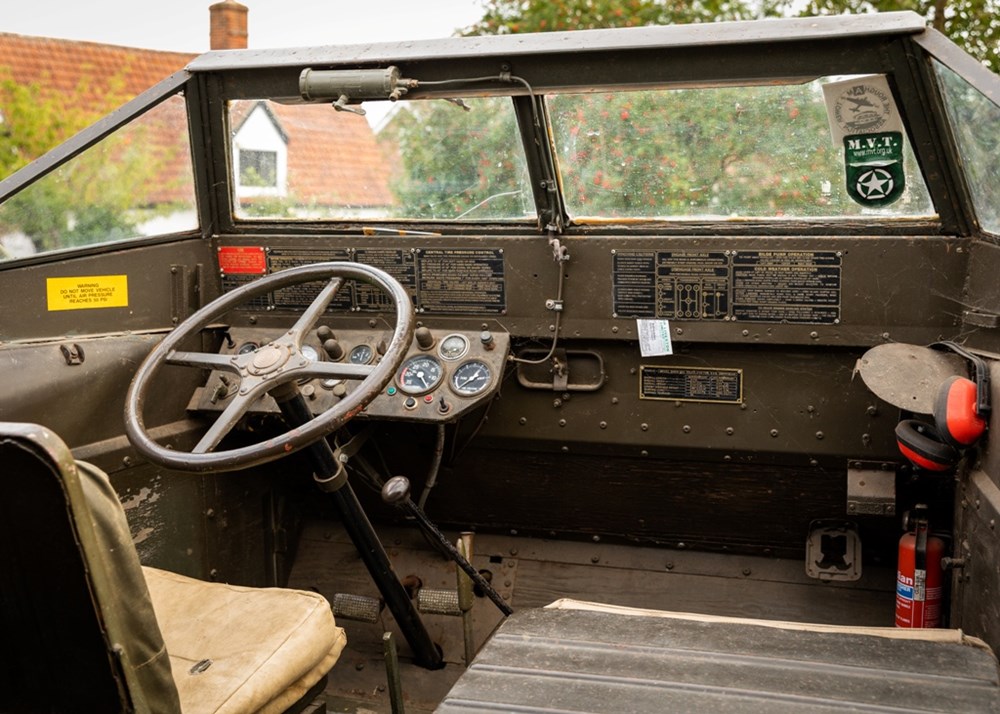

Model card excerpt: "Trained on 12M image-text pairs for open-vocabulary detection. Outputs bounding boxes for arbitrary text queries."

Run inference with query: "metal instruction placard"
[219,245,506,315]
[613,250,841,325]
[639,365,743,404]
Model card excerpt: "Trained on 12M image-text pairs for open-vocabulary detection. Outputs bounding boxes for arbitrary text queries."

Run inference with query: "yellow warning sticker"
[46,275,129,311]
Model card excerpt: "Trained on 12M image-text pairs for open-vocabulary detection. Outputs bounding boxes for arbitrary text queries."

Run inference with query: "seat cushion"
[143,567,346,714]
[439,599,1000,713]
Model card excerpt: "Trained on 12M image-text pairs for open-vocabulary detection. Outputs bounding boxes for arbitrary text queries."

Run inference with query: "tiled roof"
[0,33,393,210]
[272,104,395,208]
[0,33,192,100]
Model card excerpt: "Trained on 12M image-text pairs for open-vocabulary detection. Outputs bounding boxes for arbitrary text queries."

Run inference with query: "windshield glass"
[230,96,534,222]
[548,78,934,220]
[0,94,196,262]
[934,61,1000,236]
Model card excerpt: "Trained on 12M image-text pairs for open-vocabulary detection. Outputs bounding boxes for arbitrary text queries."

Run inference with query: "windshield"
[233,75,935,225]
[230,96,534,222]
[548,78,934,221]
[934,61,1000,236]
[0,93,196,262]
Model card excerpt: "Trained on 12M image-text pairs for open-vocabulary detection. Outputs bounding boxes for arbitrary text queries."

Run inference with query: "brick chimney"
[209,0,248,50]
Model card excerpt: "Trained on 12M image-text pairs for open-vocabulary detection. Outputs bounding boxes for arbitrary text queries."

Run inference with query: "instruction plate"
[613,250,840,325]
[639,366,743,404]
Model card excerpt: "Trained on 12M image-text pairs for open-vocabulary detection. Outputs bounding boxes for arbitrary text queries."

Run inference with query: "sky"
[1,0,487,52]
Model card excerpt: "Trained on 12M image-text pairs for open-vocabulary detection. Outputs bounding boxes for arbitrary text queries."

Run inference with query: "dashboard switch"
[415,326,434,350]
[323,338,344,361]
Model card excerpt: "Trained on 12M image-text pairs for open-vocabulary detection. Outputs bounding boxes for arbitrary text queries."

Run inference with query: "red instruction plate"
[218,246,267,275]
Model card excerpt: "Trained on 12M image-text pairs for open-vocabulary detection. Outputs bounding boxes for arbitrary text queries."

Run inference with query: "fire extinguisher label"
[896,572,914,599]
[913,568,927,600]
[896,570,942,627]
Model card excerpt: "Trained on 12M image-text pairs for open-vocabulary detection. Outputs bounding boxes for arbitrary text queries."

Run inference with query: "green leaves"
[464,0,999,73]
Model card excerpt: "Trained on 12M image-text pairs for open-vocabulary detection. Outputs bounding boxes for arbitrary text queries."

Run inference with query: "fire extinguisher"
[895,504,944,628]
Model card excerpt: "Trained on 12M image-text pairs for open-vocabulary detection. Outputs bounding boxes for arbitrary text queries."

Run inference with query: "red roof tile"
[0,33,192,101]
[0,33,393,210]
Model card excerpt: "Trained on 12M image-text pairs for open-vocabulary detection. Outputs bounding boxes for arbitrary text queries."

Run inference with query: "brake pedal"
[417,588,462,617]
[332,593,383,623]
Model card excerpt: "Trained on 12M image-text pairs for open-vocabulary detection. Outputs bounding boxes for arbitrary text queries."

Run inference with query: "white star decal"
[856,168,894,199]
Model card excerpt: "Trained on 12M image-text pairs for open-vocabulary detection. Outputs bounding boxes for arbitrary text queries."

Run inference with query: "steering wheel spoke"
[300,361,376,381]
[167,350,242,373]
[191,387,266,454]
[287,277,345,346]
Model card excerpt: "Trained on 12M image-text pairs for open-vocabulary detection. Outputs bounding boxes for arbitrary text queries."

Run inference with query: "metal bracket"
[847,460,896,516]
[963,309,999,329]
[516,348,605,392]
[170,263,203,325]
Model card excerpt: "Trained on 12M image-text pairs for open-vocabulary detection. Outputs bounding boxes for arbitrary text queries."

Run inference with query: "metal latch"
[806,520,861,581]
[59,343,85,366]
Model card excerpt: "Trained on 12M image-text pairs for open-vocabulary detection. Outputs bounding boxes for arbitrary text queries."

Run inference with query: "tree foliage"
[464,0,999,73]
[378,97,532,220]
[378,0,992,224]
[0,69,178,256]
[465,0,784,34]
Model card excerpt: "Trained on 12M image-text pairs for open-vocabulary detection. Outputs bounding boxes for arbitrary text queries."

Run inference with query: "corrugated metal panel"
[439,608,1000,713]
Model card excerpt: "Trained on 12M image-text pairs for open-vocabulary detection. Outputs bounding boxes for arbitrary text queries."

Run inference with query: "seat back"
[0,423,179,714]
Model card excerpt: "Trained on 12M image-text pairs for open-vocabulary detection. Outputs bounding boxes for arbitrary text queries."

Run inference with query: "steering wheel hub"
[248,344,289,375]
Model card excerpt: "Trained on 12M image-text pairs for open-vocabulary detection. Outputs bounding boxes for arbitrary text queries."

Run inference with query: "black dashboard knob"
[323,338,344,361]
[415,326,434,350]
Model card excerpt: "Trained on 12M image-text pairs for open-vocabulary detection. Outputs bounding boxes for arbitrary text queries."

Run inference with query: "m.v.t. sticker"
[844,131,904,206]
[823,76,905,208]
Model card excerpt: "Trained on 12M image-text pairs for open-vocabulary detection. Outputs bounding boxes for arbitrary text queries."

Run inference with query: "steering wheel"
[124,262,413,473]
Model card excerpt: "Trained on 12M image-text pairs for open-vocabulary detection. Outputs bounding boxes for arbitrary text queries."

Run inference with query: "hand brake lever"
[381,476,513,617]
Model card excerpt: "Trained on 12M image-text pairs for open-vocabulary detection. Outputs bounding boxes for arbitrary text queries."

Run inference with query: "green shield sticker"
[843,132,904,207]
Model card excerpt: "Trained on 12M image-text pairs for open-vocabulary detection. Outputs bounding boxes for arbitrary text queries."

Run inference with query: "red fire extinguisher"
[895,504,944,628]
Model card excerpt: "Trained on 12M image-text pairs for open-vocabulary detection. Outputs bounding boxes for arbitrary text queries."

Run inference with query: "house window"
[239,149,278,188]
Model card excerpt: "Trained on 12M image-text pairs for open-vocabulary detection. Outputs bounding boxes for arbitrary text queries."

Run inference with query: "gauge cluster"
[192,326,509,423]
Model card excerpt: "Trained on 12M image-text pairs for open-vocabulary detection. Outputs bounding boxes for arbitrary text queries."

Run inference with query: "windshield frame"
[4,12,996,255]
[192,14,971,236]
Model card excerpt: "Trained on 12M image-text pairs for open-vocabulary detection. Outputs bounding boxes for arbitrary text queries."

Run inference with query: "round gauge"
[236,341,259,355]
[398,355,443,395]
[450,360,493,397]
[301,344,321,362]
[439,333,470,361]
[349,344,375,365]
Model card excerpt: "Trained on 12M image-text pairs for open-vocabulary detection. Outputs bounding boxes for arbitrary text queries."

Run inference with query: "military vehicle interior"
[2,11,1000,712]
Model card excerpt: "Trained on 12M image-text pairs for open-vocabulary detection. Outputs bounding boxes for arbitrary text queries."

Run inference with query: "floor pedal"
[418,588,461,617]
[332,593,383,623]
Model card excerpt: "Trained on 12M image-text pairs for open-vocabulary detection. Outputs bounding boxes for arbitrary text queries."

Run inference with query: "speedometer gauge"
[450,360,493,397]
[397,355,443,395]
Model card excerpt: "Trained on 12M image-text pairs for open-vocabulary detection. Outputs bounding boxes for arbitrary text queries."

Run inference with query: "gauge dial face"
[236,341,259,355]
[450,360,493,397]
[349,344,374,365]
[300,344,321,362]
[398,355,443,395]
[297,344,322,384]
[439,333,470,361]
